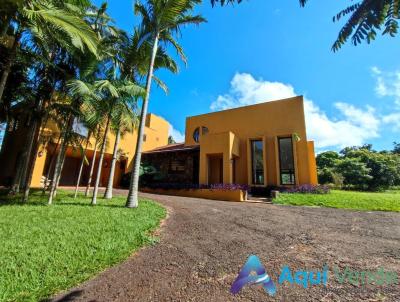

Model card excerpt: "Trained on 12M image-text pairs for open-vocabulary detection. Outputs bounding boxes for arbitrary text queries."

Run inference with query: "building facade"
[0,96,317,190]
[0,112,170,188]
[143,96,317,187]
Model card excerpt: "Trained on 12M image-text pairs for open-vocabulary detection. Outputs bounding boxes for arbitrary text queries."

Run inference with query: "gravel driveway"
[52,192,400,301]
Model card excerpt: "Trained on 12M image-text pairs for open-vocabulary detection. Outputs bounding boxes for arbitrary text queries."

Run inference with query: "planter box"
[141,187,247,202]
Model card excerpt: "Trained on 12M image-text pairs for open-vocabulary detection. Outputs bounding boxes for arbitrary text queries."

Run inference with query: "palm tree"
[44,2,124,204]
[76,79,143,205]
[6,1,100,202]
[104,100,138,199]
[125,0,205,208]
[73,131,91,198]
[46,80,99,205]
[0,0,98,103]
[85,126,101,197]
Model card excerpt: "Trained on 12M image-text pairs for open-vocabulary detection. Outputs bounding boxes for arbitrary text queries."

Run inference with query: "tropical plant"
[77,79,143,205]
[125,0,206,208]
[73,130,92,198]
[1,1,100,202]
[103,101,138,199]
[0,0,98,104]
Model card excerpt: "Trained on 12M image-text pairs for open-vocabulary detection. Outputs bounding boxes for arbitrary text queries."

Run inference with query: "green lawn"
[0,190,166,302]
[275,189,400,212]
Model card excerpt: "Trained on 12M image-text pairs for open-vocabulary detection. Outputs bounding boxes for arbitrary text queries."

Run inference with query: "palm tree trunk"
[48,137,66,205]
[19,115,40,200]
[11,156,23,194]
[104,127,121,199]
[74,133,91,198]
[0,33,20,103]
[0,15,11,37]
[42,135,62,194]
[85,137,98,197]
[125,33,159,208]
[53,148,67,198]
[91,115,111,205]
[48,116,73,205]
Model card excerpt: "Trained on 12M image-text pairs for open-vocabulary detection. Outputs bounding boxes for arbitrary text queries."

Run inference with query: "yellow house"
[0,96,317,191]
[0,111,170,188]
[143,96,317,188]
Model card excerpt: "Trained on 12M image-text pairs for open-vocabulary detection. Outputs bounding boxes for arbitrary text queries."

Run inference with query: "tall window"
[278,137,295,185]
[251,140,264,185]
[193,127,200,143]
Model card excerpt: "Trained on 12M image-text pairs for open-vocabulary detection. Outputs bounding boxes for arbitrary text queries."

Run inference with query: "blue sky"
[95,0,400,151]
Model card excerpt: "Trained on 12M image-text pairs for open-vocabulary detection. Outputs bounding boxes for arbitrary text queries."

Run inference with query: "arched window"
[193,127,200,143]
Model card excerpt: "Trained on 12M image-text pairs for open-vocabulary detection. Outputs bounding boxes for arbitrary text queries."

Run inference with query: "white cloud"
[210,73,296,111]
[169,125,185,143]
[210,72,380,149]
[383,113,400,131]
[371,67,400,132]
[306,101,379,148]
[372,66,400,106]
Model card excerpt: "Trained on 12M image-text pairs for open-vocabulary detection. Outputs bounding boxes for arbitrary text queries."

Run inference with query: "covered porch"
[199,131,240,185]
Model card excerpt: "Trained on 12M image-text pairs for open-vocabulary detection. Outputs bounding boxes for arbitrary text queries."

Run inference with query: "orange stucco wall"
[29,113,169,187]
[185,96,318,186]
[141,188,246,202]
[1,97,318,190]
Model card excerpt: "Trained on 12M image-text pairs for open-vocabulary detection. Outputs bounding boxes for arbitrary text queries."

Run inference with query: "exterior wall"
[185,96,318,186]
[199,131,239,185]
[0,112,170,188]
[307,141,318,185]
[141,188,246,202]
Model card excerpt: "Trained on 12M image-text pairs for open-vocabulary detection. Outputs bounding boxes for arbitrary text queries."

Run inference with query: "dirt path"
[52,192,400,301]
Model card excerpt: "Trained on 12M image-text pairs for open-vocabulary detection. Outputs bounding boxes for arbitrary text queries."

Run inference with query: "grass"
[275,189,400,212]
[0,190,166,302]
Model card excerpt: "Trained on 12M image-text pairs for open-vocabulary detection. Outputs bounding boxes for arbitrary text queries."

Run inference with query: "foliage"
[317,145,400,191]
[394,141,400,154]
[125,0,205,208]
[276,189,400,212]
[213,0,400,51]
[284,184,330,194]
[0,190,166,302]
[168,135,176,144]
[336,158,372,190]
[316,151,340,169]
[140,182,249,191]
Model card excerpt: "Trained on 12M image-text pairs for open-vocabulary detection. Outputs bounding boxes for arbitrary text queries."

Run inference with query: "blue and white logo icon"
[231,255,276,296]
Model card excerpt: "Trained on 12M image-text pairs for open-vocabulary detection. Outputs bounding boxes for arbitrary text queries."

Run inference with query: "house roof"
[143,143,199,154]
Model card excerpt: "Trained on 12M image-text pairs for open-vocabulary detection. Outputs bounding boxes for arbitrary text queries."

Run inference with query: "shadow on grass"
[41,290,85,302]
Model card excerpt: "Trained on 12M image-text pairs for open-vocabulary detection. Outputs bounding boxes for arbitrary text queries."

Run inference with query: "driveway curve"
[52,193,400,301]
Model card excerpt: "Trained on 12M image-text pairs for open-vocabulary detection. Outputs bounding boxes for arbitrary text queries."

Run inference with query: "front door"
[208,155,223,185]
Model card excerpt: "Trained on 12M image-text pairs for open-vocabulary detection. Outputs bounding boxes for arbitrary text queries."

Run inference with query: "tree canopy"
[317,145,400,191]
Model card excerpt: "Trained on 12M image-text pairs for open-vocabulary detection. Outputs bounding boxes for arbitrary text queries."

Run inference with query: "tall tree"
[76,80,143,205]
[125,0,205,208]
[0,0,98,104]
[104,101,138,199]
[73,131,91,198]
